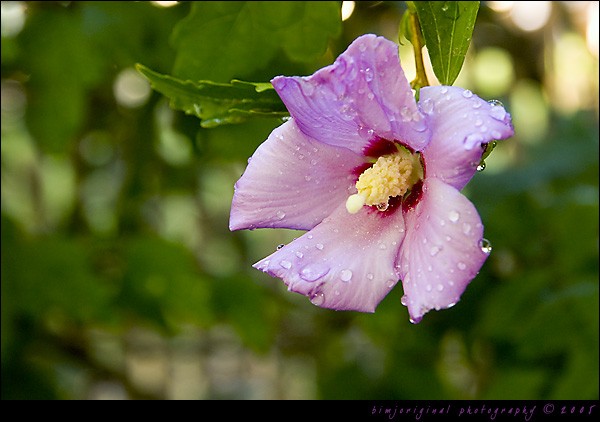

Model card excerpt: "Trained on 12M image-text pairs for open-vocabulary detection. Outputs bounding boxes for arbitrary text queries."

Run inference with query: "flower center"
[346,145,423,214]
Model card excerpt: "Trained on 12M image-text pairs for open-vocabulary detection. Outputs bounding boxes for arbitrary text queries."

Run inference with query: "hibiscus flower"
[229,34,514,323]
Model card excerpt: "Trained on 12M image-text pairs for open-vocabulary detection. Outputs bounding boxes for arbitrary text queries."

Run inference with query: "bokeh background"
[1,1,598,400]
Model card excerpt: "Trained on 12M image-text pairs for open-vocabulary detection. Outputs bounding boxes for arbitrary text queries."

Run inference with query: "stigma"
[346,144,423,214]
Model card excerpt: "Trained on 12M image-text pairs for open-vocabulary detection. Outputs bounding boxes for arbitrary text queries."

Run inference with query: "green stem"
[409,11,429,94]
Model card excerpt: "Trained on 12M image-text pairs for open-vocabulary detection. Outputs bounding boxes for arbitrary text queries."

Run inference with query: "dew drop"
[400,107,413,122]
[276,210,286,219]
[363,67,374,82]
[445,301,457,309]
[386,280,395,288]
[462,223,472,235]
[300,264,328,282]
[378,243,387,250]
[310,159,318,166]
[295,251,304,259]
[376,202,389,211]
[426,284,432,292]
[448,210,460,223]
[472,101,482,109]
[440,87,448,94]
[465,133,483,149]
[420,98,434,114]
[430,245,441,256]
[367,273,374,280]
[488,99,504,108]
[462,89,473,98]
[304,175,312,182]
[315,243,324,250]
[436,284,444,291]
[400,295,409,306]
[358,42,367,52]
[476,162,486,172]
[409,316,422,324]
[310,292,325,306]
[280,260,292,269]
[457,262,466,270]
[479,238,493,254]
[367,92,374,100]
[301,82,315,96]
[340,269,353,282]
[276,244,285,250]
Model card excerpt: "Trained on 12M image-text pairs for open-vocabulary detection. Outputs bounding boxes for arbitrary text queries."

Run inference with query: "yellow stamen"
[346,146,422,214]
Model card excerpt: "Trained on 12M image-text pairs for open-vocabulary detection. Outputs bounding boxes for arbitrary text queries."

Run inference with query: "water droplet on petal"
[300,264,329,282]
[462,223,472,235]
[378,243,387,250]
[488,99,504,108]
[310,292,325,306]
[386,280,395,288]
[359,42,367,52]
[295,251,304,259]
[448,210,460,223]
[363,67,374,82]
[367,92,374,100]
[465,133,484,148]
[340,269,353,282]
[437,284,444,291]
[445,301,457,309]
[367,273,374,280]
[430,245,442,256]
[440,87,448,94]
[400,295,409,306]
[476,162,486,172]
[301,82,315,96]
[479,238,493,254]
[304,175,312,182]
[280,260,292,269]
[376,202,389,211]
[420,98,434,114]
[458,262,466,270]
[472,101,482,109]
[426,284,432,292]
[276,210,286,219]
[400,107,412,122]
[315,243,324,250]
[462,89,473,98]
[277,244,285,250]
[409,316,422,324]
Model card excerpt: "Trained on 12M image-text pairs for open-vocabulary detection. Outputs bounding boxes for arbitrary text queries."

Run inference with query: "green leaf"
[136,64,289,128]
[414,1,479,85]
[169,1,341,82]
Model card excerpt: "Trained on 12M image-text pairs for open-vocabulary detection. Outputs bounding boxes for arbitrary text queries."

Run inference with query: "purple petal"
[254,202,406,313]
[419,86,514,190]
[230,120,364,231]
[272,34,429,155]
[396,178,490,323]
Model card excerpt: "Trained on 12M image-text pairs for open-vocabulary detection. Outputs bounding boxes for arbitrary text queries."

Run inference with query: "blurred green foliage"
[1,1,598,400]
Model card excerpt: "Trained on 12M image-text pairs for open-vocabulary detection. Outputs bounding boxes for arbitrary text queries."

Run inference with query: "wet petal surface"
[396,178,490,323]
[230,120,363,231]
[419,86,514,190]
[272,34,429,155]
[254,202,406,312]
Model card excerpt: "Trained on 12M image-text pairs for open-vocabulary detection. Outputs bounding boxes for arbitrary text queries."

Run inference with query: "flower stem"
[409,10,429,94]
